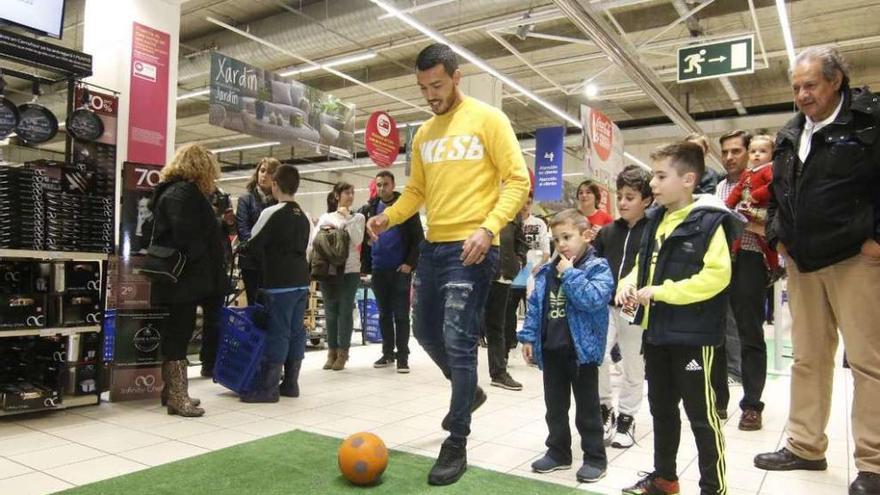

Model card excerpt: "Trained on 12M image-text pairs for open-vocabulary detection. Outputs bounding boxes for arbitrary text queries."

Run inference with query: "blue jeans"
[262,290,308,364]
[372,269,412,359]
[413,241,498,442]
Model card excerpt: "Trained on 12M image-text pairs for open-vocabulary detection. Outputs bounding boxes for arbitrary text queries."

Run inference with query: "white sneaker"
[611,413,636,448]
[600,404,616,446]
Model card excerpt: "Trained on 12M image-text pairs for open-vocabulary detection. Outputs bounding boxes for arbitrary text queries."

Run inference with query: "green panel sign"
[677,35,754,83]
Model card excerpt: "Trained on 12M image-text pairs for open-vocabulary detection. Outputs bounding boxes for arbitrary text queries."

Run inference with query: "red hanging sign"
[365,111,400,168]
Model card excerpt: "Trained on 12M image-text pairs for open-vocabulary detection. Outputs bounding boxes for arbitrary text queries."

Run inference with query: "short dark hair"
[273,164,300,195]
[576,180,602,209]
[415,43,459,76]
[375,170,395,183]
[327,181,354,213]
[650,141,705,183]
[719,129,752,149]
[616,164,653,200]
[550,208,590,233]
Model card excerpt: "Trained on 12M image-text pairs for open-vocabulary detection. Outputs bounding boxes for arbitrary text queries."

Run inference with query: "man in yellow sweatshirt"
[615,142,742,495]
[367,43,529,486]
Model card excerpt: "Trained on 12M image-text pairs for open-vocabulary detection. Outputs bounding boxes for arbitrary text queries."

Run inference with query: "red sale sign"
[365,111,400,168]
[590,109,613,162]
[127,23,170,166]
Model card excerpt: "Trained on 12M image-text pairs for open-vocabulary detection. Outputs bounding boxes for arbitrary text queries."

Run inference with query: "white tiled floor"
[0,339,856,495]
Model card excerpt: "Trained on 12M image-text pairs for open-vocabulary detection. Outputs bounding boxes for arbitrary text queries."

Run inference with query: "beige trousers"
[785,252,880,472]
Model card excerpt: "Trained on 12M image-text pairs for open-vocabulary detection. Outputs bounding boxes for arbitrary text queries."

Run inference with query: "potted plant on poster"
[255,87,271,121]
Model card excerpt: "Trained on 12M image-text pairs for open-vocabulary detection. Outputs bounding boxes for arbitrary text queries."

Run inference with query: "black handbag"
[134,192,187,284]
[137,244,187,284]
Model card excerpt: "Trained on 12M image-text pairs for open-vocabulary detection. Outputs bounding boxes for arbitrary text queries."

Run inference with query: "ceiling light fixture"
[210,141,281,154]
[584,83,599,98]
[369,0,582,129]
[377,0,457,20]
[280,51,378,77]
[177,89,211,101]
[775,0,797,68]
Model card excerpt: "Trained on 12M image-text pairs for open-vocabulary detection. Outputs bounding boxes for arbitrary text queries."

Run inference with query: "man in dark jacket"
[360,171,424,373]
[483,216,527,391]
[754,47,880,495]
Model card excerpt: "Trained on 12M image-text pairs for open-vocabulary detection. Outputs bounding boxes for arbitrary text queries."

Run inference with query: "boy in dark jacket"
[484,216,527,390]
[593,164,653,449]
[359,171,424,372]
[617,142,742,495]
[238,165,314,403]
[518,209,614,483]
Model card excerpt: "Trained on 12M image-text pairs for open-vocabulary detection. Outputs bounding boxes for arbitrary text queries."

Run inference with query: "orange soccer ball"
[337,432,389,486]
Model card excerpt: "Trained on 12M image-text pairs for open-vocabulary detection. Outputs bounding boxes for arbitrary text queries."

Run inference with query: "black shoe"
[754,447,827,471]
[576,463,606,483]
[396,360,410,374]
[241,363,283,403]
[716,406,728,420]
[427,438,467,486]
[200,365,213,378]
[279,359,301,398]
[851,471,880,495]
[490,373,522,391]
[441,386,487,431]
[373,355,395,368]
[531,453,571,473]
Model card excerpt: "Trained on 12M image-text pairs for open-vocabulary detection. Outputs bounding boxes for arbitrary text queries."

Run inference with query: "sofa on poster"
[209,51,356,159]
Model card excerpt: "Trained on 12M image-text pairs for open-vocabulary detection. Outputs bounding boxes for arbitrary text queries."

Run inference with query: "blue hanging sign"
[534,126,565,202]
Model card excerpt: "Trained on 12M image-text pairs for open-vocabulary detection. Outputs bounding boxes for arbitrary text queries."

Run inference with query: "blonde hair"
[684,133,710,155]
[550,208,591,233]
[749,134,775,150]
[161,144,220,196]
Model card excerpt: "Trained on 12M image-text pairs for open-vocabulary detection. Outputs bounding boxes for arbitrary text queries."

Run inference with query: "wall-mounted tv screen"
[0,0,66,39]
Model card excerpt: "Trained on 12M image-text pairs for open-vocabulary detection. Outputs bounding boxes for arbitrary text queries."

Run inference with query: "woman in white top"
[316,181,365,370]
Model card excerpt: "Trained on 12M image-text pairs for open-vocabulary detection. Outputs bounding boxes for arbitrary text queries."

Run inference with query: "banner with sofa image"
[208,51,356,160]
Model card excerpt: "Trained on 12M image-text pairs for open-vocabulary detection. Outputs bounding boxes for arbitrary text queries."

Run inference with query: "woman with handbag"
[236,157,279,305]
[315,182,364,371]
[149,144,226,417]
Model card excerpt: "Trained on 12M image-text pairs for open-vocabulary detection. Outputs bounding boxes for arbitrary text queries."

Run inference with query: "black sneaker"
[373,355,395,368]
[396,360,410,374]
[531,453,571,473]
[441,386,487,431]
[612,413,636,448]
[601,404,616,446]
[427,438,467,486]
[490,373,522,391]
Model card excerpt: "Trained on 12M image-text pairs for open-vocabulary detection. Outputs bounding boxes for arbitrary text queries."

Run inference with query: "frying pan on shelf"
[16,81,58,145]
[0,70,20,139]
[66,84,104,142]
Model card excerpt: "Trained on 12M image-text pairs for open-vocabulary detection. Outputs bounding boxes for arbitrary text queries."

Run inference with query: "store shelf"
[0,249,110,261]
[0,394,99,417]
[0,325,101,338]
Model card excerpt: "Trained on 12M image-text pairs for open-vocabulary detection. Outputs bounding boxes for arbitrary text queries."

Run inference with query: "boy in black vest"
[239,164,314,403]
[616,142,741,495]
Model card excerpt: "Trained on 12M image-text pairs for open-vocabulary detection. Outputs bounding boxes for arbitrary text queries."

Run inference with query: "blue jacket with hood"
[517,249,615,369]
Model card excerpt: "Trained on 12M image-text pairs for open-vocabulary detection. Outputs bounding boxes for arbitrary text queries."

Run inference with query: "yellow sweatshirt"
[383,96,530,245]
[619,198,732,329]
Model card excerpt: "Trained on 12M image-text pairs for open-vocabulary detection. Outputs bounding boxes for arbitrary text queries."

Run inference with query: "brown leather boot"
[165,360,205,417]
[332,348,349,371]
[323,349,338,370]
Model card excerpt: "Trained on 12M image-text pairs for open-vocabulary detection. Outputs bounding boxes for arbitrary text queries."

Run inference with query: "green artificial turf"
[59,430,592,495]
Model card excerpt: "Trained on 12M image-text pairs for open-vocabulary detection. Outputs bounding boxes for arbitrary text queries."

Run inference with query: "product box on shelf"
[108,364,162,402]
[53,261,101,293]
[112,310,167,365]
[0,293,48,329]
[1,383,61,411]
[0,262,51,294]
[57,291,102,327]
[66,364,98,396]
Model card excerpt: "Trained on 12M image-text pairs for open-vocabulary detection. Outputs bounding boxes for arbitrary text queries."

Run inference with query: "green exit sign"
[677,35,754,83]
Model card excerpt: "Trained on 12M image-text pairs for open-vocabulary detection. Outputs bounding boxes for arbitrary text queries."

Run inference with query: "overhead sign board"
[677,35,754,83]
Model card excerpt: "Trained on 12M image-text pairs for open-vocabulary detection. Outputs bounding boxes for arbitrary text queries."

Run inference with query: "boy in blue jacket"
[518,208,615,483]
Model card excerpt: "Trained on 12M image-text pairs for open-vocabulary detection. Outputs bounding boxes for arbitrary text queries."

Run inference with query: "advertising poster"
[120,162,162,257]
[534,126,565,202]
[365,111,399,167]
[209,51,356,160]
[581,104,624,190]
[127,22,170,165]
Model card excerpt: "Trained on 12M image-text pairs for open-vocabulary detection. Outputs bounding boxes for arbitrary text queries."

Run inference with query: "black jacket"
[593,216,649,296]
[768,86,880,273]
[236,189,276,271]
[149,180,227,305]
[359,192,424,274]
[240,201,311,289]
[635,200,741,347]
[497,216,527,281]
